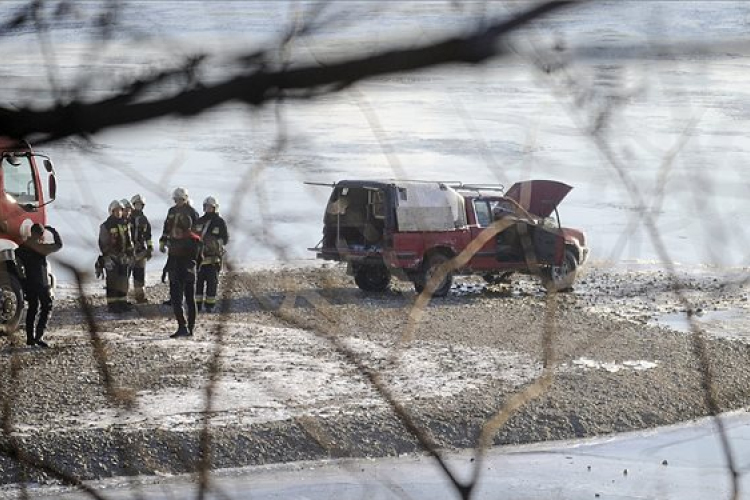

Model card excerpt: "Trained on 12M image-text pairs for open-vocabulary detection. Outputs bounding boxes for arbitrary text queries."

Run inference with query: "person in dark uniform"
[159,187,199,254]
[120,198,133,225]
[166,213,202,338]
[194,196,229,312]
[99,200,135,313]
[159,187,199,306]
[129,194,153,303]
[16,223,62,347]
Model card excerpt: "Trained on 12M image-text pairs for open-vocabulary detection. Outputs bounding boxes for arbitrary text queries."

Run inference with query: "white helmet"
[203,196,218,210]
[131,193,145,206]
[172,187,189,203]
[108,200,124,213]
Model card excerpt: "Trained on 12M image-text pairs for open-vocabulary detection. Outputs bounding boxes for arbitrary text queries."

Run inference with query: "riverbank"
[1,263,749,487]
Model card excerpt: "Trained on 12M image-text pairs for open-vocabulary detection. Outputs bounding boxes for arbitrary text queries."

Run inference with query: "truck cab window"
[2,156,38,204]
[473,200,491,227]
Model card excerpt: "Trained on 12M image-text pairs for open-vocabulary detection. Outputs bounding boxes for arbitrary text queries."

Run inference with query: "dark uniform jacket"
[130,209,153,259]
[160,204,199,248]
[195,212,229,265]
[165,231,202,276]
[99,215,134,263]
[16,228,63,290]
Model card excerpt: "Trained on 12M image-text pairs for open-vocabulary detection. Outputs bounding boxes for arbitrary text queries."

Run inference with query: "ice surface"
[0,1,747,282]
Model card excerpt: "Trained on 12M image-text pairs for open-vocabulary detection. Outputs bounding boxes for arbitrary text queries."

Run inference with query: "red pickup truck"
[310,179,588,296]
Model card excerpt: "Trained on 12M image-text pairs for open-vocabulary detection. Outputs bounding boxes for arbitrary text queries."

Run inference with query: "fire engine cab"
[0,138,57,332]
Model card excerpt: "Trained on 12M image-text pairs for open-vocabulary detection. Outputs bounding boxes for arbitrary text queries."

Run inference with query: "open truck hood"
[504,180,572,218]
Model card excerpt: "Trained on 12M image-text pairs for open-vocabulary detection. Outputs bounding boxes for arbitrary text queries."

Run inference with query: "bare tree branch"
[0,0,580,144]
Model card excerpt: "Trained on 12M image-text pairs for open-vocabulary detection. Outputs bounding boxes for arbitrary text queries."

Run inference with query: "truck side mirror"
[48,174,56,200]
[43,159,53,173]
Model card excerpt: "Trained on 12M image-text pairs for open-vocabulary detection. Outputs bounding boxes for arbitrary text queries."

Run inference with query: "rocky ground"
[1,262,750,487]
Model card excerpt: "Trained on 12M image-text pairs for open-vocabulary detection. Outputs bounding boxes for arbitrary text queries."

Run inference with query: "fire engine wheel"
[0,274,23,334]
[415,254,453,298]
[544,248,578,293]
[354,262,391,292]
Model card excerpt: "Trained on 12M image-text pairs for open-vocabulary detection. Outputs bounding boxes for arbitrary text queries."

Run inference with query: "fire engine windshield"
[2,155,38,204]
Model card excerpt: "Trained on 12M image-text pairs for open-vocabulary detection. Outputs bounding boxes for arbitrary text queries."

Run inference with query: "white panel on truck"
[395,183,466,231]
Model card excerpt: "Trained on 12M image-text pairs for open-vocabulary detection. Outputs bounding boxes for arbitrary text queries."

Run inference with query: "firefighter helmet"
[172,187,189,203]
[120,198,132,210]
[203,196,218,210]
[131,193,145,206]
[108,200,123,213]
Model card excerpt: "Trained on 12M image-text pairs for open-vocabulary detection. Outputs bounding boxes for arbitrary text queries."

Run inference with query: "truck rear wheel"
[354,261,391,292]
[415,254,453,297]
[544,248,578,293]
[0,274,23,334]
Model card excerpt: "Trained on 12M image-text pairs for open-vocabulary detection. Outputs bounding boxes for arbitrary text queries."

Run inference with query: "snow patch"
[567,357,659,373]
[23,323,541,432]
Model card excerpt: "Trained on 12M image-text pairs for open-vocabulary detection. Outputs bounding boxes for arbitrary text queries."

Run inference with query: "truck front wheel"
[0,274,23,334]
[354,262,391,292]
[544,248,578,293]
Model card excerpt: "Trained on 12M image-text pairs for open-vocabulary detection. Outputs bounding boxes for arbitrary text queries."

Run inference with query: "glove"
[103,256,115,272]
[159,242,167,253]
[95,256,104,279]
[146,248,153,260]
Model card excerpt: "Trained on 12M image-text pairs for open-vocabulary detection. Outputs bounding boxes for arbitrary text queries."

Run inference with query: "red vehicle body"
[311,179,588,296]
[0,138,57,331]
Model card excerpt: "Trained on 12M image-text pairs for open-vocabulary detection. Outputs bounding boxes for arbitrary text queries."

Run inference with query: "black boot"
[26,332,35,347]
[170,325,191,338]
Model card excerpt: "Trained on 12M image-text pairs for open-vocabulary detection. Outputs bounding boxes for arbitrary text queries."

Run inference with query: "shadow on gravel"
[44,284,544,330]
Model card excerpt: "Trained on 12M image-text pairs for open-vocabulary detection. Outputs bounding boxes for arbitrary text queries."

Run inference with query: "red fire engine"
[0,138,57,332]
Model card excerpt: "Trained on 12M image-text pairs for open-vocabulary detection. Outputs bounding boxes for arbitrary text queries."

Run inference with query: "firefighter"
[165,213,202,338]
[194,196,229,312]
[159,187,199,254]
[120,198,133,223]
[129,194,153,303]
[16,223,62,348]
[99,200,135,313]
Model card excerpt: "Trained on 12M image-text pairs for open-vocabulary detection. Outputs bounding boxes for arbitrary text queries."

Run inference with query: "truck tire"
[415,253,453,297]
[544,248,578,293]
[0,274,23,334]
[354,261,391,292]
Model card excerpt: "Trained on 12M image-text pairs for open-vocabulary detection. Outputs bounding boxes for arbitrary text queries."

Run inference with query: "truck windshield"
[2,155,38,204]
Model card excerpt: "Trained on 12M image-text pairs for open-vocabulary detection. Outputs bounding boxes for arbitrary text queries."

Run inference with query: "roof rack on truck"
[448,183,505,192]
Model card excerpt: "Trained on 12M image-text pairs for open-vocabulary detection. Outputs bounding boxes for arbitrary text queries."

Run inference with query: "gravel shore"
[1,263,750,486]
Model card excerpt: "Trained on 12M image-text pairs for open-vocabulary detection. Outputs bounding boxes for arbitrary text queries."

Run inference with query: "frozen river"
[34,410,750,500]
[3,1,750,275]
